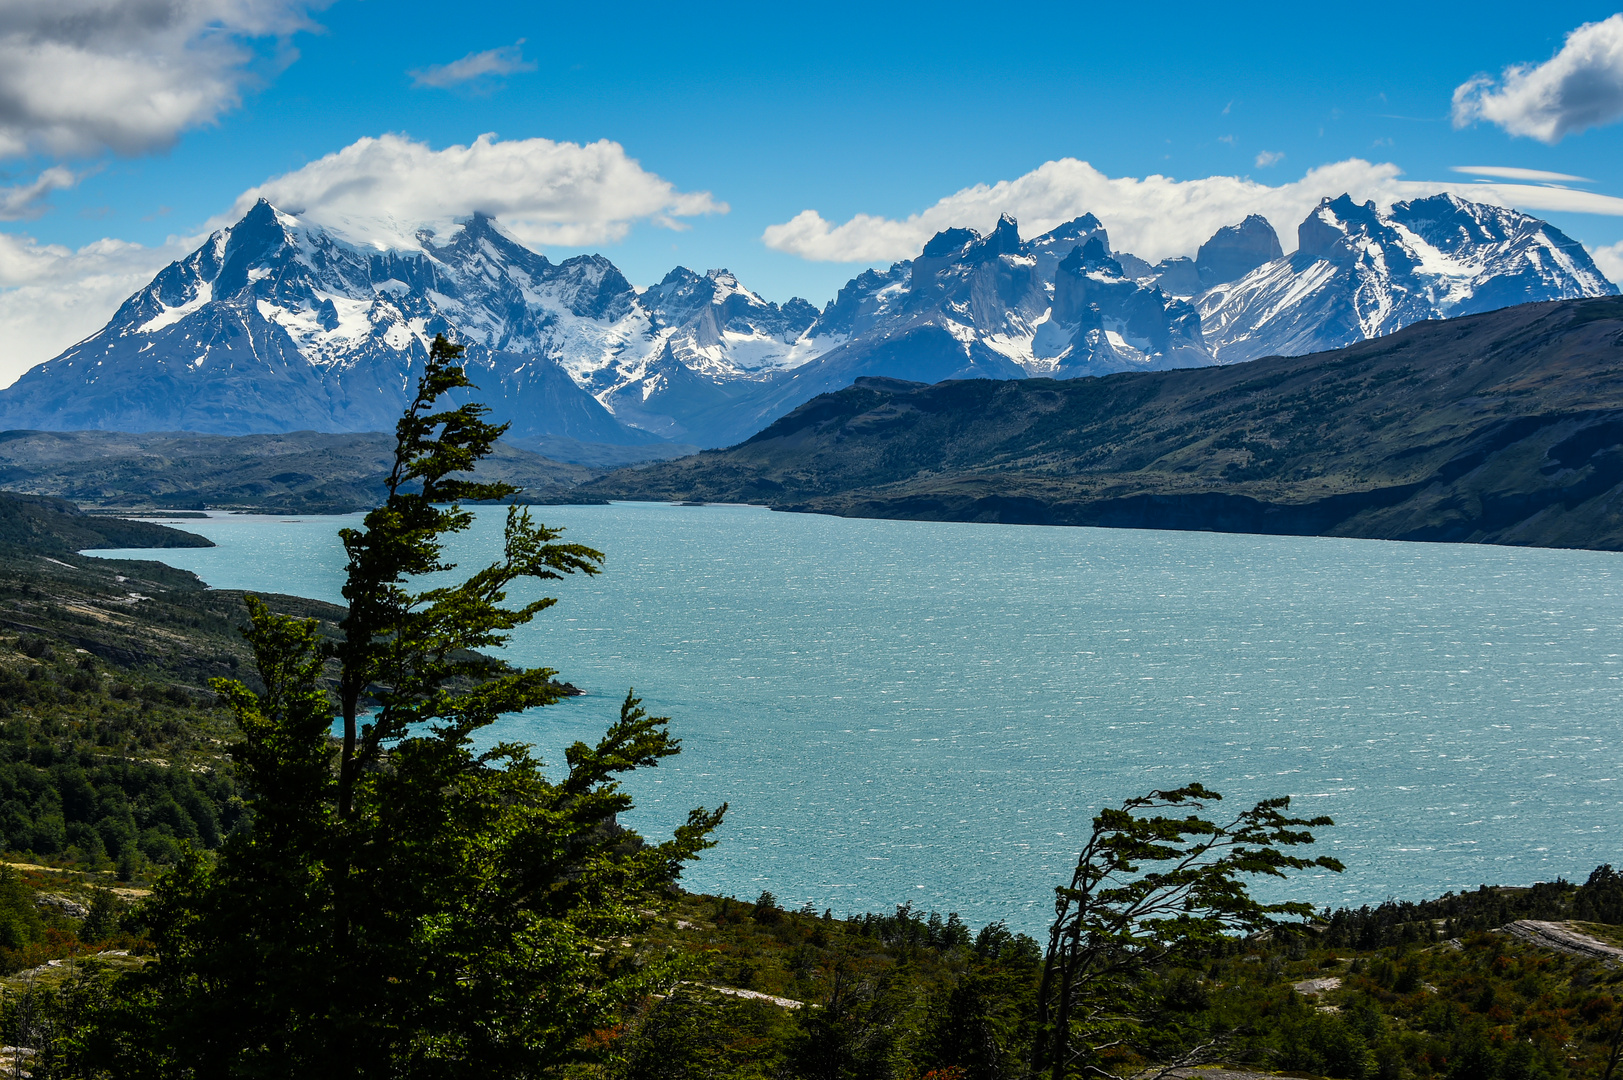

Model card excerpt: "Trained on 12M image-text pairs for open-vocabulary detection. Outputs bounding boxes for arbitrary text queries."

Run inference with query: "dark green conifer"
[106,334,725,1078]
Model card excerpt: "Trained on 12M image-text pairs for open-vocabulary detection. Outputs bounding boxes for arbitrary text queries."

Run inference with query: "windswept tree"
[107,335,726,1079]
[1032,784,1342,1080]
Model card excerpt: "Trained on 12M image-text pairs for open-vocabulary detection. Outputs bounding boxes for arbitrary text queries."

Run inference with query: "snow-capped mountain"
[0,192,1614,451]
[1197,194,1616,363]
[0,200,648,441]
[0,200,833,446]
[891,213,1212,377]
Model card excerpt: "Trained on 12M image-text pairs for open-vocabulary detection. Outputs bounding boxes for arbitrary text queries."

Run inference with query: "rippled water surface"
[96,504,1623,932]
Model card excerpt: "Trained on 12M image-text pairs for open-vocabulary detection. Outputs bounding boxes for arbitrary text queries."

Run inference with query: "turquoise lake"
[95,503,1623,933]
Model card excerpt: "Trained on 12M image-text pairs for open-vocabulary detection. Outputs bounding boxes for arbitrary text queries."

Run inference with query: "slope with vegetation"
[589,297,1623,551]
[0,489,344,874]
[603,874,1623,1080]
[0,430,602,514]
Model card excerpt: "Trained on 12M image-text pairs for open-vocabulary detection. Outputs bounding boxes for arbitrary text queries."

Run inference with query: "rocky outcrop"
[1500,920,1623,964]
[1197,194,1617,363]
[1196,214,1284,287]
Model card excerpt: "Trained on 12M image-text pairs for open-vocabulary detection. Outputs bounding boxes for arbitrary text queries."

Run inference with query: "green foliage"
[1577,866,1623,925]
[786,964,908,1080]
[331,335,607,814]
[614,986,789,1080]
[1,961,124,1080]
[1323,868,1623,950]
[101,335,726,1078]
[1032,784,1343,1079]
[0,646,240,873]
[77,889,122,945]
[0,866,42,953]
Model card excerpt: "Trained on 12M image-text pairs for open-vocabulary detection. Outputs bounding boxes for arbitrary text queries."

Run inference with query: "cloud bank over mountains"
[1453,14,1623,143]
[220,133,729,250]
[0,230,193,387]
[763,157,1623,266]
[1592,241,1623,285]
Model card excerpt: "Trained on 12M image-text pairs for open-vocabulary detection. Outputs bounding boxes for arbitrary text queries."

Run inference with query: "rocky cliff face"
[1196,214,1284,288]
[1196,194,1617,362]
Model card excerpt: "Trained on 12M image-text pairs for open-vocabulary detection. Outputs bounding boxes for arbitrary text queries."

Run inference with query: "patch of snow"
[137,281,213,333]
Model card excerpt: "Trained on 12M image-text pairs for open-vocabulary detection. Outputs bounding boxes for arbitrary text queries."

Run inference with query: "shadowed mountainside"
[0,430,603,513]
[585,297,1623,550]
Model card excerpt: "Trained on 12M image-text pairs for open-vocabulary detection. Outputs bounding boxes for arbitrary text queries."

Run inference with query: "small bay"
[95,503,1623,932]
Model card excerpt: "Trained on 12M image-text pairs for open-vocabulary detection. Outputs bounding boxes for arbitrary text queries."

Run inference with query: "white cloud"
[0,166,82,220]
[1255,150,1285,168]
[1591,240,1623,286]
[221,132,727,249]
[762,157,1623,265]
[1452,165,1592,182]
[0,230,190,388]
[0,0,325,161]
[1452,14,1623,143]
[410,43,536,90]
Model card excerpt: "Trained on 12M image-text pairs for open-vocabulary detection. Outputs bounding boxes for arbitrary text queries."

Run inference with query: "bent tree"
[114,335,726,1079]
[1032,784,1342,1080]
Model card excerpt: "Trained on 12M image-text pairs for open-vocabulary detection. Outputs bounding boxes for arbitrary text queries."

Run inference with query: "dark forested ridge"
[0,429,603,513]
[588,297,1623,551]
[0,491,214,553]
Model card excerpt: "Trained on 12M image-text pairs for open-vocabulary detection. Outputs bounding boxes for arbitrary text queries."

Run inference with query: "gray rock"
[1196,214,1284,286]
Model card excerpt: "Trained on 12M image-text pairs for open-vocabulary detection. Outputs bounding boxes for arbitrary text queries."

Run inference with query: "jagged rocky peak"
[215,198,293,293]
[4,188,1614,452]
[1044,227,1212,376]
[1113,251,1154,279]
[1196,192,1618,365]
[640,266,724,323]
[981,213,1023,258]
[543,253,637,321]
[1196,214,1283,286]
[1058,233,1124,277]
[1091,214,1281,298]
[1296,194,1390,260]
[1393,192,1524,251]
[911,214,1030,288]
[640,266,818,344]
[1148,257,1201,296]
[1031,213,1105,246]
[812,263,911,338]
[1026,214,1108,279]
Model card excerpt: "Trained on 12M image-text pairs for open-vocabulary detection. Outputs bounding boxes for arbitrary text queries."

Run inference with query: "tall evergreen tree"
[103,335,725,1078]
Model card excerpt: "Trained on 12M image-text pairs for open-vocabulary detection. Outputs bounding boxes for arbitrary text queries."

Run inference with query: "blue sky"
[3,0,1623,381]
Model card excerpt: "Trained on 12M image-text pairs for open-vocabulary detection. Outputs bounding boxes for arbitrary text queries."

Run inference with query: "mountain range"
[0,193,1613,449]
[585,297,1623,551]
